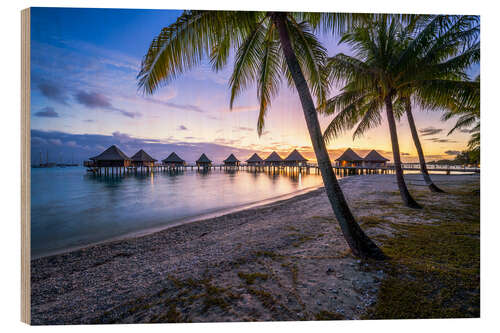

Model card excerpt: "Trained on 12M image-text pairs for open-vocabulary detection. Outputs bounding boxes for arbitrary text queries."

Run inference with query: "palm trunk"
[404,99,445,193]
[272,12,386,260]
[385,95,422,209]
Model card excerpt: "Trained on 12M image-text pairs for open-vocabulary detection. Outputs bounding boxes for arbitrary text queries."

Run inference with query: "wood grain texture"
[21,7,31,325]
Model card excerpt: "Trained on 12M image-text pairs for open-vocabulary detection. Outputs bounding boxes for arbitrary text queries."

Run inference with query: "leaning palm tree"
[137,11,390,259]
[322,15,479,204]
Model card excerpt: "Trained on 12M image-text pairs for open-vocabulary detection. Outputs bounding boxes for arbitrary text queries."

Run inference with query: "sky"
[30,7,480,164]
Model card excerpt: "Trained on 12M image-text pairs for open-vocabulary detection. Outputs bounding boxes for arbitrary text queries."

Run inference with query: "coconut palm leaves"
[321,15,479,197]
[443,75,480,156]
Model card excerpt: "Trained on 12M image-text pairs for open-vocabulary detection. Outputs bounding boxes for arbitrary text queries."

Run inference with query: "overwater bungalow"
[264,151,284,166]
[335,148,364,167]
[162,152,186,167]
[284,149,308,167]
[131,149,157,167]
[196,153,212,168]
[363,150,389,167]
[89,145,131,167]
[246,153,264,166]
[223,153,240,167]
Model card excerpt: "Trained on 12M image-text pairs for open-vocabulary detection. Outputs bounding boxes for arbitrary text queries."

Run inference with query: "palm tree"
[324,18,422,208]
[322,15,479,203]
[137,11,390,259]
[398,16,479,192]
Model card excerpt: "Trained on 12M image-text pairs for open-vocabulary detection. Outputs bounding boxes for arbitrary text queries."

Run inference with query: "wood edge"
[21,7,31,325]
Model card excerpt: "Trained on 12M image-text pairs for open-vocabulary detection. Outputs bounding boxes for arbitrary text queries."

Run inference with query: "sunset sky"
[30,7,480,164]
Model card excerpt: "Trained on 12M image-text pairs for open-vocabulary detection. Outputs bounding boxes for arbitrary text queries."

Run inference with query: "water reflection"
[31,167,326,258]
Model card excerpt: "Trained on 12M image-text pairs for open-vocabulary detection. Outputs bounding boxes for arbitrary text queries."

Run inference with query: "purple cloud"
[74,91,112,109]
[144,97,204,112]
[74,91,140,118]
[30,129,254,165]
[37,81,69,105]
[419,127,443,136]
[34,106,59,118]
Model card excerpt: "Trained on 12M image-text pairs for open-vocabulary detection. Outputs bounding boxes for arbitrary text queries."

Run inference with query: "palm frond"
[352,98,383,139]
[229,20,269,109]
[256,32,282,135]
[138,10,263,94]
[286,18,329,105]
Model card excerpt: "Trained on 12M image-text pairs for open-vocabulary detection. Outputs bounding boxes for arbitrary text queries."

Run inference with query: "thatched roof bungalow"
[89,145,131,167]
[264,151,284,166]
[162,152,186,166]
[363,150,389,167]
[246,153,264,165]
[335,148,364,167]
[196,153,212,167]
[223,153,240,166]
[284,149,308,166]
[131,149,157,167]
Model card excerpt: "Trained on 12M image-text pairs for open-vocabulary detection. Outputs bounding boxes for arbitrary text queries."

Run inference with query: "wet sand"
[30,173,480,324]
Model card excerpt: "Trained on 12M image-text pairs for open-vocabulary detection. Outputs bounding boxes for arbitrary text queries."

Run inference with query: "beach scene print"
[30,8,479,324]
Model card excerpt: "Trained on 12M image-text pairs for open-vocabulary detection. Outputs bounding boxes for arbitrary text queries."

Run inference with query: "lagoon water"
[31,166,326,258]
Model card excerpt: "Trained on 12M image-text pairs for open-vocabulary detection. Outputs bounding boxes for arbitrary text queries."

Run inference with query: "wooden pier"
[83,161,479,177]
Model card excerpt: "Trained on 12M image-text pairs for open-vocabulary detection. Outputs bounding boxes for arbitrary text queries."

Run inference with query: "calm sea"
[31,166,326,258]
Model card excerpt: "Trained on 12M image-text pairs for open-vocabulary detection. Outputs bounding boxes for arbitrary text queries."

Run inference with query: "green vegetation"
[163,304,183,323]
[359,216,387,229]
[314,310,345,321]
[429,149,480,166]
[363,185,480,319]
[246,287,278,311]
[238,272,269,285]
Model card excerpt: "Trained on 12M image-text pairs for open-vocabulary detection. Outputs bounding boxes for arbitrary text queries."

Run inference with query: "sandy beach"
[31,173,480,324]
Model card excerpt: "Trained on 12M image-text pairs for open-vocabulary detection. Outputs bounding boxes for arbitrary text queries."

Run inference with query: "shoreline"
[32,182,324,260]
[31,173,480,324]
[31,172,475,260]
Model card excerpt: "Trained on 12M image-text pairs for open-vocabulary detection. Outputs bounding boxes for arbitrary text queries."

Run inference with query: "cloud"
[224,105,259,113]
[425,137,458,143]
[112,131,133,143]
[49,139,62,145]
[36,80,69,105]
[74,91,112,109]
[235,126,255,132]
[118,110,141,118]
[444,150,461,155]
[214,138,242,146]
[178,125,188,131]
[143,97,204,112]
[31,136,47,145]
[74,91,140,118]
[419,127,443,136]
[34,106,59,118]
[29,129,254,164]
